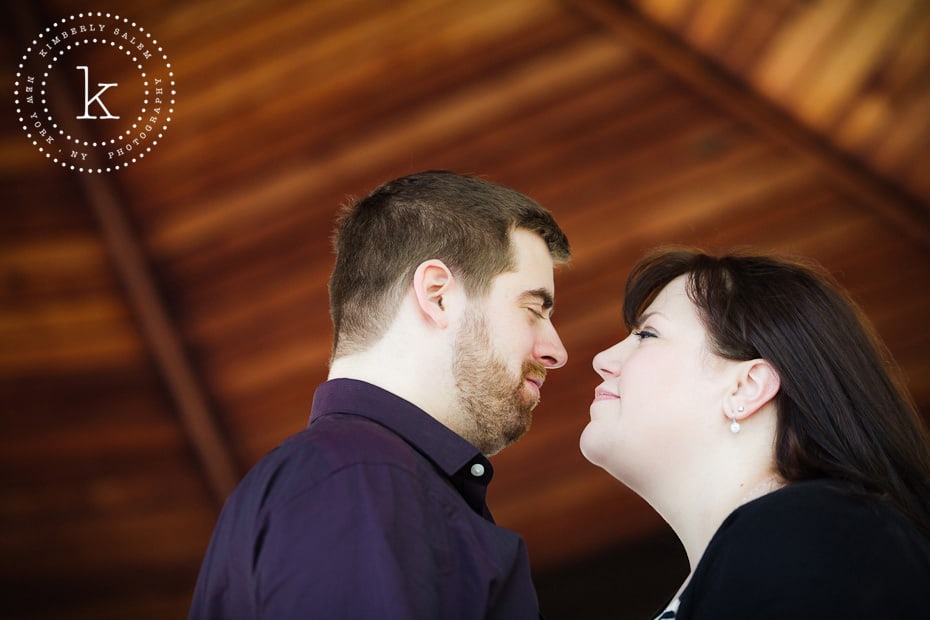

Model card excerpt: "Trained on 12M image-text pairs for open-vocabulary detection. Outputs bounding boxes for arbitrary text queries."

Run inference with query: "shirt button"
[470,463,485,477]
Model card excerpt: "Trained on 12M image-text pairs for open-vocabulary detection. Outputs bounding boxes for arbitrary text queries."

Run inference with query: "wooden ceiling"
[2,0,929,617]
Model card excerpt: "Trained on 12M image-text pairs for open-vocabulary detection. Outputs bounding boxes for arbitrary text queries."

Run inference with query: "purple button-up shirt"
[190,378,541,619]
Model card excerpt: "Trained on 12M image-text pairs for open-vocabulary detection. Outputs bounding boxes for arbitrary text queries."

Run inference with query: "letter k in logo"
[76,65,120,119]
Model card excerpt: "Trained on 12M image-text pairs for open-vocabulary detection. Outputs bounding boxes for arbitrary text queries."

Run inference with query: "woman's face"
[579,275,734,493]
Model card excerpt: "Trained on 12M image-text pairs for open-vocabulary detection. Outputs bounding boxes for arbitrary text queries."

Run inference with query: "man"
[190,170,570,619]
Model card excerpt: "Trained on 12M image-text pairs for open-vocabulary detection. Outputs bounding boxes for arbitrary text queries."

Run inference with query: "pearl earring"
[730,405,744,434]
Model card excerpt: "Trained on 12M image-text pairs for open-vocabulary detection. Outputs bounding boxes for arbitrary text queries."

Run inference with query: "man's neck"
[328,347,459,432]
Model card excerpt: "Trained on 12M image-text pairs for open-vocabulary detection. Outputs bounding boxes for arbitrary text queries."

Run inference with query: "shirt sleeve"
[253,461,477,620]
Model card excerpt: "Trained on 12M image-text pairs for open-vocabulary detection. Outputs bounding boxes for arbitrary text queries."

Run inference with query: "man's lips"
[593,387,620,401]
[525,376,544,391]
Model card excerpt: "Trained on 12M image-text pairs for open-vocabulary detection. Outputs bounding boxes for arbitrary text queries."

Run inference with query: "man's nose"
[536,322,568,369]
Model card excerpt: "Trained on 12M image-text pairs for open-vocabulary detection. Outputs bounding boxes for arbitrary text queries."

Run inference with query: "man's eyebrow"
[522,288,554,311]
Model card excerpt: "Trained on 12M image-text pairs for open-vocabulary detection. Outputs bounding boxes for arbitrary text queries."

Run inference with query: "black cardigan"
[675,479,930,619]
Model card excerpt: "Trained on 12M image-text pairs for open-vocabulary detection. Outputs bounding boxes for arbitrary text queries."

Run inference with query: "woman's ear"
[412,259,454,329]
[726,359,781,423]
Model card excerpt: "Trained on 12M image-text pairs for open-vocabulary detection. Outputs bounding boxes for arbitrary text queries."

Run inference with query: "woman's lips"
[593,387,620,402]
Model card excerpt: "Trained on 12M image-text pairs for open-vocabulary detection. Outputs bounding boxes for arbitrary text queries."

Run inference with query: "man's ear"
[412,259,454,329]
[726,359,781,423]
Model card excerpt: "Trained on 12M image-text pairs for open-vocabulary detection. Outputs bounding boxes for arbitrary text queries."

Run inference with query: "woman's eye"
[632,329,657,340]
[527,307,545,319]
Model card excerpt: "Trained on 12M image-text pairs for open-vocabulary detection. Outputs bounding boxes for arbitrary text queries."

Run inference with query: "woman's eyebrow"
[635,310,666,326]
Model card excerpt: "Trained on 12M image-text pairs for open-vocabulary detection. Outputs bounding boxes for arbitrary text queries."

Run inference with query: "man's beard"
[452,308,546,456]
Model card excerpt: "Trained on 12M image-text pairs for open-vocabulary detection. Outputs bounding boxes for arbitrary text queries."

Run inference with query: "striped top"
[654,597,680,619]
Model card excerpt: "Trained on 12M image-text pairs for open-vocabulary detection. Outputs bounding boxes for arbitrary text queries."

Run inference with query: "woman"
[580,248,930,619]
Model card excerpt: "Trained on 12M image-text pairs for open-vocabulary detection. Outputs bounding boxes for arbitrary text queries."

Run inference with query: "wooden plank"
[7,0,241,506]
[752,0,858,99]
[793,0,915,125]
[685,0,746,51]
[565,0,930,248]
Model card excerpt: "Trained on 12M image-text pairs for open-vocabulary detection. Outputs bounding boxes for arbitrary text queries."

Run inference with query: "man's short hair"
[328,170,570,358]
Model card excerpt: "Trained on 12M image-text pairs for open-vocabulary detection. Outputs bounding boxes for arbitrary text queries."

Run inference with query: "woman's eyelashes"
[631,328,657,340]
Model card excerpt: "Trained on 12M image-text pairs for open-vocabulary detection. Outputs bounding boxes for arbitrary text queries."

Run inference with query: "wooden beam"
[8,0,240,505]
[566,0,930,248]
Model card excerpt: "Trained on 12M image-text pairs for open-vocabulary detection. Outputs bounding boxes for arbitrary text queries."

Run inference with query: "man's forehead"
[482,228,556,298]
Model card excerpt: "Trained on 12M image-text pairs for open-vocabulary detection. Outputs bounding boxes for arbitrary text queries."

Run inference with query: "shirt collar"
[308,377,495,486]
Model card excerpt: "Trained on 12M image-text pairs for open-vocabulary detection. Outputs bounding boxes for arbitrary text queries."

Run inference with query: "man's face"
[452,229,568,455]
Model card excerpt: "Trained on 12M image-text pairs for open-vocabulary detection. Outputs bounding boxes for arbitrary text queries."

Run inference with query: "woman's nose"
[592,341,625,379]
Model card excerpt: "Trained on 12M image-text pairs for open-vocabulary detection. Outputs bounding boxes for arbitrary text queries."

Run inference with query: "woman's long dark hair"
[623,247,930,538]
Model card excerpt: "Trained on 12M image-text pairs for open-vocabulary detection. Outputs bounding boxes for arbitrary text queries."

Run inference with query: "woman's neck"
[672,471,785,572]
